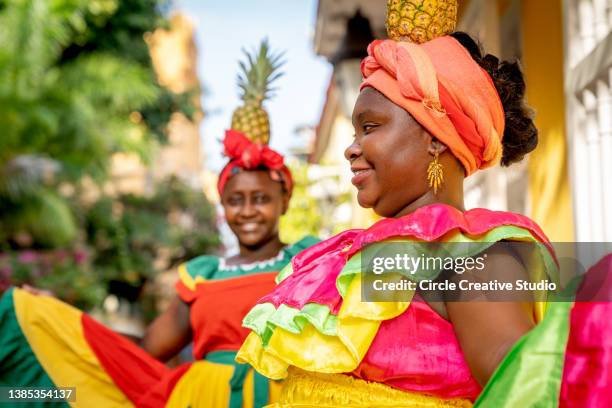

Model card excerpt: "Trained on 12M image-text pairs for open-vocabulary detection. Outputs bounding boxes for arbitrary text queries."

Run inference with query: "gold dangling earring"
[427,151,444,194]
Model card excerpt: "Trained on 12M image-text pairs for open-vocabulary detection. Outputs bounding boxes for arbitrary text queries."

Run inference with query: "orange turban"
[360,36,505,176]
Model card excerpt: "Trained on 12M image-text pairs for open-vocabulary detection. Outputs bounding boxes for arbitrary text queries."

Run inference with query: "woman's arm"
[446,244,536,385]
[141,295,192,362]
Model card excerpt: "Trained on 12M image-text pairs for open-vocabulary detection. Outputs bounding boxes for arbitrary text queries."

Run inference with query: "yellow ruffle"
[236,274,411,379]
[266,367,472,408]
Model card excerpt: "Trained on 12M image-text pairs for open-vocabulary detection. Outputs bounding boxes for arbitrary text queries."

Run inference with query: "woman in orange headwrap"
[235,7,611,408]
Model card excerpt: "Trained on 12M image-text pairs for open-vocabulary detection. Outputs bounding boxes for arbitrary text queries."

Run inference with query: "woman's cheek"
[224,207,239,223]
[256,203,275,219]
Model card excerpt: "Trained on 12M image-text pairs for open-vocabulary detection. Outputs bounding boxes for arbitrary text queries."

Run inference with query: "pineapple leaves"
[236,38,285,105]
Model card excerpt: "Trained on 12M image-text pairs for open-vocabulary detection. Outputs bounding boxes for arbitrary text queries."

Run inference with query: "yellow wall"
[522,0,574,241]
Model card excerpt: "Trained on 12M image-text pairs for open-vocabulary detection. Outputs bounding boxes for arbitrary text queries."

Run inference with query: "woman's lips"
[351,168,373,186]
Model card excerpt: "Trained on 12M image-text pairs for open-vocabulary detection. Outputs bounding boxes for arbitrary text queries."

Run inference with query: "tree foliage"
[0,0,217,309]
[0,0,162,247]
[82,176,219,307]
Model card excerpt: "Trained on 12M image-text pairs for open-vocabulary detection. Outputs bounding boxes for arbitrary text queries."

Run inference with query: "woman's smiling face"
[221,170,288,249]
[346,87,432,217]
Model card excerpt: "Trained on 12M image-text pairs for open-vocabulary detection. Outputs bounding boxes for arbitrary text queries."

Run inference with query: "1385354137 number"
[0,387,76,402]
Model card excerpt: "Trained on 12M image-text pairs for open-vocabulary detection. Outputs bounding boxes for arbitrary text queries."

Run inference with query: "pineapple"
[386,0,458,44]
[231,39,284,144]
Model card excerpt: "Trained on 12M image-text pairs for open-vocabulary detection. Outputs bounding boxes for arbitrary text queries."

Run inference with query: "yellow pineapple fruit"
[231,39,284,144]
[386,0,458,44]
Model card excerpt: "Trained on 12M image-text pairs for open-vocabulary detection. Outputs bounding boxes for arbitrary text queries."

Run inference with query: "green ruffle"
[475,299,572,407]
[243,302,337,346]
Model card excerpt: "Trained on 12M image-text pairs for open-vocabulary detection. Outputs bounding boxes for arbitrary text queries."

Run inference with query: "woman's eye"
[253,194,270,204]
[227,196,243,206]
[363,123,378,133]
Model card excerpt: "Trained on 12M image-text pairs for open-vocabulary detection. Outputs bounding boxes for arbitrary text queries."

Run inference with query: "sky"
[175,0,333,172]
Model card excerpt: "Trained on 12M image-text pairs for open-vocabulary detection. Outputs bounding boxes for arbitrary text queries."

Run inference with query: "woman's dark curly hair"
[450,31,538,166]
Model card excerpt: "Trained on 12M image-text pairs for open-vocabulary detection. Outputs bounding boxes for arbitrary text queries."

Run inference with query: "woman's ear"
[427,138,448,156]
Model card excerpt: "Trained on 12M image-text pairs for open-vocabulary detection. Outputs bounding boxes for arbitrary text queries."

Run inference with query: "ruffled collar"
[291,203,553,278]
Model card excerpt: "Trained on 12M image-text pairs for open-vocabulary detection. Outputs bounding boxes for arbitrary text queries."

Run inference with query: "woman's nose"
[344,139,362,163]
[239,201,257,218]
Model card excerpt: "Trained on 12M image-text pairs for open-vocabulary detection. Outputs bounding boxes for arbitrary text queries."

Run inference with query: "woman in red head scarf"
[236,6,611,408]
[136,128,315,407]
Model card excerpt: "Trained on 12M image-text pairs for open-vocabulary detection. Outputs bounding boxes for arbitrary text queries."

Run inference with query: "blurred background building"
[311,0,612,245]
[564,0,612,244]
[110,14,204,196]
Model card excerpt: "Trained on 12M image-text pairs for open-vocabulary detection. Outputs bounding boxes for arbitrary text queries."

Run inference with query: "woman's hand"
[141,295,192,362]
[445,244,536,386]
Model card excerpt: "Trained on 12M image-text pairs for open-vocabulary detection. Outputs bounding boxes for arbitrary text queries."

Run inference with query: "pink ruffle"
[345,204,552,258]
[258,230,360,314]
[560,254,612,407]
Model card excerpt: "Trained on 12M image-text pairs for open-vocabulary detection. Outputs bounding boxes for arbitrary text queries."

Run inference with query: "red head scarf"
[360,36,505,176]
[217,130,293,196]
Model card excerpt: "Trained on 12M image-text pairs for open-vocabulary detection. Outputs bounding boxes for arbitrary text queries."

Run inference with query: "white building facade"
[564,0,612,243]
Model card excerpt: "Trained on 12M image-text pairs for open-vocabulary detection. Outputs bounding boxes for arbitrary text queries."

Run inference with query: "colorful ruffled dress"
[236,204,612,407]
[0,236,318,408]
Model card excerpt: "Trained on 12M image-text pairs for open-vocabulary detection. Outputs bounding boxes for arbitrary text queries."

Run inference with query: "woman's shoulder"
[283,235,322,258]
[182,255,220,281]
[459,207,549,242]
[175,255,221,301]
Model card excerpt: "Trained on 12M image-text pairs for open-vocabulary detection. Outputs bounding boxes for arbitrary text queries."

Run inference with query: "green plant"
[0,0,210,310]
[82,177,219,315]
[0,0,161,247]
